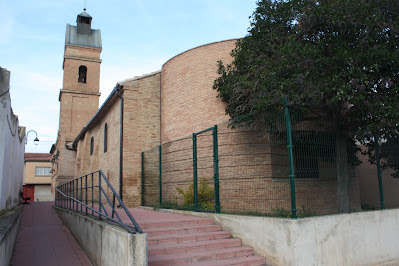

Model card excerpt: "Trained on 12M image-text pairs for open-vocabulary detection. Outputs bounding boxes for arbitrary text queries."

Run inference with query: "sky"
[0,0,257,153]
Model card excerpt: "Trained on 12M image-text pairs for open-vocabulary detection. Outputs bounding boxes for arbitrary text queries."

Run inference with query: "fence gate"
[192,125,220,213]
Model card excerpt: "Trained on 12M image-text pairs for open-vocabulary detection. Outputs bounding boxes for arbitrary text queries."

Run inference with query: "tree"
[214,0,399,213]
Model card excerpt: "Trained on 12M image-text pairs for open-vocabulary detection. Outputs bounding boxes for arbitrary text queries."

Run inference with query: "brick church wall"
[73,72,161,207]
[161,39,237,144]
[63,45,101,94]
[138,39,361,214]
[121,72,161,207]
[146,122,360,215]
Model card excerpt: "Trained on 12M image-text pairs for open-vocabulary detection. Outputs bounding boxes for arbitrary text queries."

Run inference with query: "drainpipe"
[115,86,124,200]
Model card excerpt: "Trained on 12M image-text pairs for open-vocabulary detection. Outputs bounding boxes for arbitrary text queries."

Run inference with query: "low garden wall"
[54,207,147,266]
[152,207,399,266]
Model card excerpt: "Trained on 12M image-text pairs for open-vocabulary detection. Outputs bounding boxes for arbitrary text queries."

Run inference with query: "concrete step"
[194,255,266,266]
[149,246,255,265]
[148,231,231,245]
[143,224,222,236]
[137,217,214,229]
[149,238,242,256]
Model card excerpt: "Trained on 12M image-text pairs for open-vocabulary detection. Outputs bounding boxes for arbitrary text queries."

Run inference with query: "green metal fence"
[141,103,399,218]
[192,126,220,213]
[141,146,160,207]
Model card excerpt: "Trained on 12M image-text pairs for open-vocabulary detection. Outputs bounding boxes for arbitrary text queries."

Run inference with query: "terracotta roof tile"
[24,153,52,162]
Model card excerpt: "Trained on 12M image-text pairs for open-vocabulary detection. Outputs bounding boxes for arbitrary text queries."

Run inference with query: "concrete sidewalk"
[11,202,91,266]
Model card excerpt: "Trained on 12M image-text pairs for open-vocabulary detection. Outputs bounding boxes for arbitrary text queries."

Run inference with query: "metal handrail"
[54,170,143,234]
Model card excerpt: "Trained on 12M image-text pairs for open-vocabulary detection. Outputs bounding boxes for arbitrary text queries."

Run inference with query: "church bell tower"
[61,10,102,138]
[52,10,102,187]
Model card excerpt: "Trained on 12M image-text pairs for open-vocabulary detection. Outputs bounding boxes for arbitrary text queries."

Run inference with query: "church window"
[104,123,108,153]
[78,65,87,83]
[90,137,94,156]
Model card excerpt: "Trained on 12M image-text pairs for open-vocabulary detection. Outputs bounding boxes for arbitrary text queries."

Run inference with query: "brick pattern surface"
[63,45,101,93]
[74,73,161,207]
[52,40,102,191]
[161,39,237,144]
[143,122,361,215]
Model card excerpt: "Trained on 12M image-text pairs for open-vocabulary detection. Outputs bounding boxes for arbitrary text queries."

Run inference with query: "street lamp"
[25,130,39,145]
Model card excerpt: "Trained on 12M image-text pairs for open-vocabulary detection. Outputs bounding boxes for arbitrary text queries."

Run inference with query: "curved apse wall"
[161,39,237,144]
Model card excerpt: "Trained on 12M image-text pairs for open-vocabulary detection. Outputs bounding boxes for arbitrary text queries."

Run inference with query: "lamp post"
[25,130,39,145]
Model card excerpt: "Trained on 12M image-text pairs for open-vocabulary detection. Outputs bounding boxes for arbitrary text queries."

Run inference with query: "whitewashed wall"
[0,67,25,212]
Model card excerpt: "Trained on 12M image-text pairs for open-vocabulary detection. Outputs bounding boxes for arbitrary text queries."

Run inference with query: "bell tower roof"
[65,10,102,49]
[77,11,92,20]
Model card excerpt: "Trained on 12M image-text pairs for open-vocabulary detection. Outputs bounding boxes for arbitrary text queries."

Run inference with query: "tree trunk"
[336,129,350,213]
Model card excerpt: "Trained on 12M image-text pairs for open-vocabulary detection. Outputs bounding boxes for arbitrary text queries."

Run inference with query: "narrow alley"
[11,202,91,266]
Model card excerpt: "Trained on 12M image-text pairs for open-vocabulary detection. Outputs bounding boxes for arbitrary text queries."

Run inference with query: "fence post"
[68,182,71,209]
[284,98,297,219]
[193,133,199,211]
[159,145,162,205]
[99,172,102,220]
[141,151,145,206]
[85,175,88,215]
[80,177,83,212]
[212,125,221,213]
[76,179,78,211]
[62,184,64,208]
[375,139,386,210]
[75,179,77,211]
[91,173,94,216]
[65,183,67,208]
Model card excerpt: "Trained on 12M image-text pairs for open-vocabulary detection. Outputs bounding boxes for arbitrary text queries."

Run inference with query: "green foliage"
[176,179,215,210]
[214,0,399,211]
[214,0,399,138]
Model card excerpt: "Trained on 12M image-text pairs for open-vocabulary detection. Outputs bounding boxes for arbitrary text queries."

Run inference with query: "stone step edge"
[149,246,254,264]
[194,255,267,266]
[149,238,242,253]
[134,218,214,229]
[148,231,231,246]
[143,223,222,233]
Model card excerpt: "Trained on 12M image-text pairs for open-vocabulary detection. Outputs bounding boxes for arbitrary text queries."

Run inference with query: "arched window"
[78,65,87,83]
[90,137,94,156]
[104,123,108,153]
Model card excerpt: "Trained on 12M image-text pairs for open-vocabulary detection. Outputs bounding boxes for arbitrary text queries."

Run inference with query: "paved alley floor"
[11,202,91,266]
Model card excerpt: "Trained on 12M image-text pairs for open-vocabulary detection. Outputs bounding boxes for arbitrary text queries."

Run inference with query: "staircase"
[139,213,266,265]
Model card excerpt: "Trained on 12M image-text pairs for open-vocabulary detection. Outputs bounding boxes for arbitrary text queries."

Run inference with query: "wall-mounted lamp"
[25,130,39,145]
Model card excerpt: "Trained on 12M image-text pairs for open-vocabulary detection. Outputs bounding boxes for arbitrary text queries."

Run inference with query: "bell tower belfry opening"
[76,10,92,35]
[51,10,102,188]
